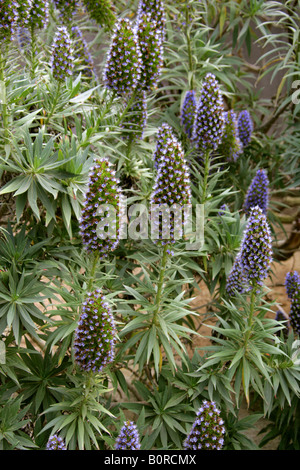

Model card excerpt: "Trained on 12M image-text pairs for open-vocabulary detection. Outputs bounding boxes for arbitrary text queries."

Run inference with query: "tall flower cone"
[79,157,121,256]
[183,401,225,450]
[152,122,174,169]
[135,12,164,92]
[50,26,74,82]
[238,109,253,148]
[226,253,249,296]
[218,110,242,162]
[192,73,225,153]
[181,90,197,139]
[115,421,141,450]
[243,169,269,217]
[0,0,19,41]
[150,130,192,246]
[102,18,142,96]
[285,271,300,299]
[83,0,116,30]
[53,0,79,24]
[27,0,49,31]
[74,289,117,373]
[16,0,32,27]
[289,289,300,336]
[136,0,166,43]
[71,26,95,79]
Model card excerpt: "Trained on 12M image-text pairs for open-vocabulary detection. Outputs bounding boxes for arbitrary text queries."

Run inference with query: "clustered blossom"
[79,157,121,255]
[238,110,253,148]
[16,0,32,27]
[115,421,141,450]
[150,129,192,245]
[46,434,67,450]
[74,290,116,373]
[83,0,116,30]
[0,0,19,41]
[16,26,31,54]
[192,73,225,153]
[27,0,49,30]
[50,26,74,82]
[243,169,269,216]
[71,26,95,79]
[183,401,225,450]
[136,0,166,43]
[181,90,197,139]
[239,206,273,290]
[102,18,142,96]
[53,0,79,24]
[218,110,242,162]
[289,290,300,336]
[121,89,148,141]
[226,253,249,296]
[152,122,174,169]
[285,271,300,299]
[135,13,164,92]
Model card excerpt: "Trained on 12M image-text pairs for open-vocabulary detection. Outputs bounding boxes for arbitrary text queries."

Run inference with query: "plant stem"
[44,82,61,127]
[201,148,211,204]
[87,251,100,292]
[0,48,9,148]
[153,244,169,326]
[244,288,256,351]
[115,88,137,127]
[185,1,194,90]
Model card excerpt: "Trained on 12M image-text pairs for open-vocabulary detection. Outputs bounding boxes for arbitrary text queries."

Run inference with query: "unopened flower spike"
[225,253,249,297]
[115,421,141,450]
[135,13,164,92]
[102,18,142,96]
[150,131,192,245]
[285,271,300,300]
[152,122,174,170]
[83,0,116,30]
[136,0,166,43]
[0,0,19,41]
[183,401,225,450]
[50,26,74,82]
[121,89,148,142]
[46,434,67,450]
[218,110,242,162]
[181,90,197,139]
[243,168,269,217]
[53,0,79,24]
[79,157,122,256]
[27,0,50,31]
[238,110,253,148]
[71,26,95,79]
[192,73,225,153]
[239,206,273,290]
[289,288,300,337]
[74,290,117,373]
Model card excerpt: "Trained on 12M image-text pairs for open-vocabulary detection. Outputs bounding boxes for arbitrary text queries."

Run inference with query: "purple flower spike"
[285,271,300,300]
[152,122,174,169]
[115,421,141,450]
[16,0,32,27]
[50,26,74,82]
[238,110,253,148]
[53,0,79,24]
[0,0,19,41]
[46,434,67,450]
[289,290,300,337]
[181,90,197,139]
[226,253,249,297]
[71,26,95,79]
[103,18,142,96]
[243,169,269,217]
[239,206,273,290]
[218,110,242,162]
[79,157,121,256]
[74,290,117,373]
[192,73,225,153]
[136,0,166,43]
[27,0,49,31]
[83,0,116,29]
[183,401,225,450]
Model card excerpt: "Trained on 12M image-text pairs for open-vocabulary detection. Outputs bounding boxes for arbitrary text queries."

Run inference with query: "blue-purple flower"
[115,421,141,450]
[135,13,164,91]
[192,73,225,153]
[238,110,253,148]
[289,290,300,337]
[218,110,242,162]
[0,0,19,41]
[16,0,32,27]
[46,434,67,450]
[73,289,116,373]
[183,401,225,450]
[285,271,300,300]
[79,157,121,256]
[239,206,273,290]
[226,253,249,296]
[50,26,74,82]
[53,0,79,24]
[152,122,174,169]
[136,0,166,43]
[102,18,142,96]
[243,169,269,217]
[181,90,197,139]
[27,0,49,30]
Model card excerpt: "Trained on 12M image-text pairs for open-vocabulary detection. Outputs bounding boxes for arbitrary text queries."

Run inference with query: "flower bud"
[46,434,67,450]
[238,110,253,148]
[83,0,116,30]
[181,90,197,139]
[218,110,242,162]
[183,401,225,450]
[226,253,248,296]
[285,271,300,300]
[102,18,142,96]
[243,169,269,217]
[115,421,141,450]
[74,290,116,373]
[50,26,74,82]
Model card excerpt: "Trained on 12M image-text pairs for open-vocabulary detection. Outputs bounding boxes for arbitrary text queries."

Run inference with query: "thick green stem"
[244,289,256,351]
[87,251,100,292]
[152,245,169,326]
[201,148,211,204]
[0,48,9,147]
